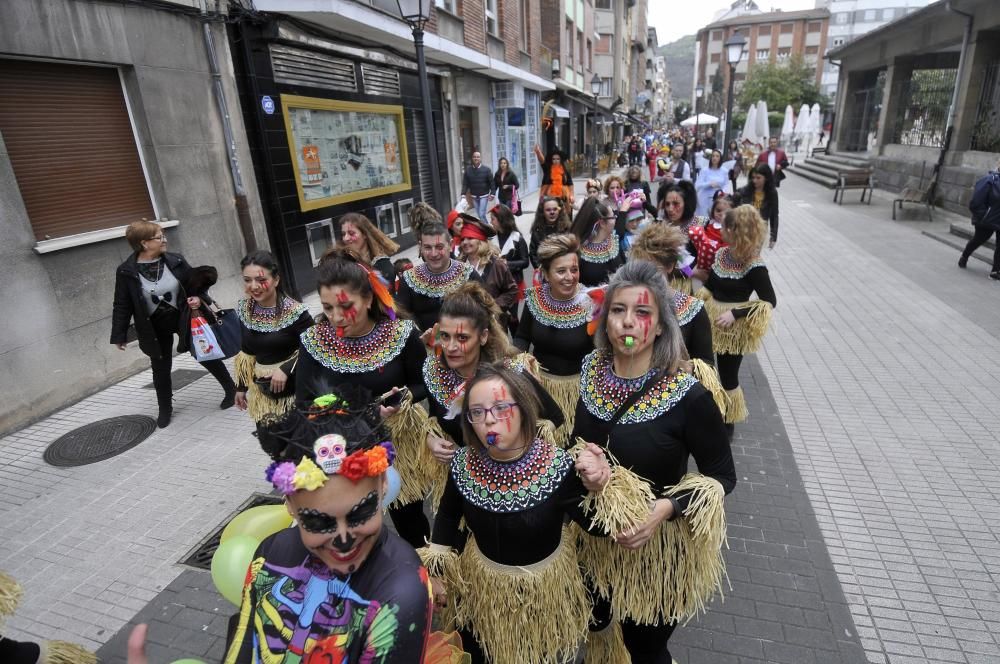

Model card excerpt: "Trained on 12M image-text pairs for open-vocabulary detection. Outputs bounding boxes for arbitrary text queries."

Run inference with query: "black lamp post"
[723,31,747,147]
[396,0,443,214]
[694,84,704,141]
[590,73,602,179]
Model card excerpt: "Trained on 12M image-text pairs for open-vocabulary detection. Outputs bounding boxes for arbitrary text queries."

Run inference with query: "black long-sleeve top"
[235,298,314,391]
[494,170,520,208]
[432,440,600,565]
[578,233,624,287]
[462,164,495,197]
[395,260,477,331]
[513,286,594,375]
[673,293,714,366]
[703,247,777,319]
[735,185,779,242]
[294,318,427,403]
[497,231,529,285]
[571,350,736,513]
[224,526,430,663]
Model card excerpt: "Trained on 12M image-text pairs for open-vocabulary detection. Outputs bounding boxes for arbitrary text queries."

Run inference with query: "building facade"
[816,0,936,98]
[0,0,267,434]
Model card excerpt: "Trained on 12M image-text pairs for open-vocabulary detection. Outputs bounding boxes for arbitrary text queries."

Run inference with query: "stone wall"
[873,145,984,215]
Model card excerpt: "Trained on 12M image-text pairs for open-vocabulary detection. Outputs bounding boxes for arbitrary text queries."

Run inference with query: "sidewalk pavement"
[4,170,1000,663]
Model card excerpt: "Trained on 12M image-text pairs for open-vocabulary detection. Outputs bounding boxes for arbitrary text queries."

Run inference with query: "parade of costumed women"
[695,204,777,429]
[572,260,736,664]
[514,234,601,446]
[572,197,624,288]
[289,249,437,550]
[232,250,313,424]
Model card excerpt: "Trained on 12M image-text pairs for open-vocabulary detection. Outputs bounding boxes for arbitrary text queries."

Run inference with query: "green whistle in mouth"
[624,336,635,347]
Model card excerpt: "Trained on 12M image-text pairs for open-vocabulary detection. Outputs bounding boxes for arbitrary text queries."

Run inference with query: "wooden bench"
[833,169,874,204]
[892,176,934,221]
[811,146,828,157]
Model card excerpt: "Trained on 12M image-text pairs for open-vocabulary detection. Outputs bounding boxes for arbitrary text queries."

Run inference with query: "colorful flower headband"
[265,439,396,495]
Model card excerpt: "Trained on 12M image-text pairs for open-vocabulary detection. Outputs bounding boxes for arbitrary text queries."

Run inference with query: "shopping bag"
[211,308,242,359]
[510,186,521,215]
[454,197,470,214]
[190,315,225,362]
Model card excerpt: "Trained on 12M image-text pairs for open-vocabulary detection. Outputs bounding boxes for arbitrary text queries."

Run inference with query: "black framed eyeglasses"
[466,402,518,423]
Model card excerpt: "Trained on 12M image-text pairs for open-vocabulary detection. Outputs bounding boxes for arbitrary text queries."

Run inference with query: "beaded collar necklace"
[301,319,414,373]
[672,291,703,327]
[580,232,620,264]
[525,283,590,329]
[579,350,696,424]
[451,438,572,513]
[713,247,766,280]
[403,260,473,298]
[237,296,307,333]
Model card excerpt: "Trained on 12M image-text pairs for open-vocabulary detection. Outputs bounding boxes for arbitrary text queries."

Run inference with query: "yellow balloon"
[211,534,259,607]
[220,504,292,545]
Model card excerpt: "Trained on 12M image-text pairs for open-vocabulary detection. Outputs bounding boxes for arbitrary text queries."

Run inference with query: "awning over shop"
[549,103,571,118]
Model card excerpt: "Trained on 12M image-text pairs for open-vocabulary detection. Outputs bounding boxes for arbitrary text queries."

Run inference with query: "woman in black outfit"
[573,259,736,664]
[232,250,313,424]
[493,157,520,211]
[489,203,530,333]
[735,164,779,249]
[111,220,236,428]
[337,212,399,284]
[571,197,624,287]
[726,139,743,192]
[528,196,572,268]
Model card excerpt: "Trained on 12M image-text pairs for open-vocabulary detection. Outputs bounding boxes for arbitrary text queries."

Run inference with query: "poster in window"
[281,95,412,211]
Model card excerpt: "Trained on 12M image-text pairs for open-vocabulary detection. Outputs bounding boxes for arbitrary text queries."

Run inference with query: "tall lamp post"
[694,84,704,140]
[396,0,443,214]
[590,73,602,179]
[723,31,747,147]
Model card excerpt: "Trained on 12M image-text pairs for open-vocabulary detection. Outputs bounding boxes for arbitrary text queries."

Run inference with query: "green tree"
[737,55,827,112]
[673,102,692,126]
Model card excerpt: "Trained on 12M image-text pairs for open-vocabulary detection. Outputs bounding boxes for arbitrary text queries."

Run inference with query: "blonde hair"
[125,220,162,253]
[338,213,399,259]
[629,224,688,272]
[724,205,766,263]
[536,233,580,273]
[603,175,625,193]
[466,237,498,262]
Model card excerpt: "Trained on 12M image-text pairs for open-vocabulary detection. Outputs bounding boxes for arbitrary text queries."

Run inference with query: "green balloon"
[220,504,292,545]
[211,534,259,607]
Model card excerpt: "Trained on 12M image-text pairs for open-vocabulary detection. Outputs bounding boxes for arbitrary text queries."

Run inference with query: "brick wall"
[463,0,487,53]
[539,0,560,56]
[501,0,520,66]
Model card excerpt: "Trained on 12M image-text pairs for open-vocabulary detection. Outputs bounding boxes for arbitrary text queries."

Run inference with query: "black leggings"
[716,352,744,390]
[149,307,234,409]
[590,590,678,663]
[386,500,430,549]
[961,225,1000,271]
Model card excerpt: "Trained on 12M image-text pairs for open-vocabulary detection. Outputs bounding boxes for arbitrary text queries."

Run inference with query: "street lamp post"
[723,31,747,148]
[396,0,443,214]
[590,73,602,179]
[694,84,704,141]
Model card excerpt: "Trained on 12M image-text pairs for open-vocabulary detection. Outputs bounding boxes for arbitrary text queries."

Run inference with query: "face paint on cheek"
[641,317,651,342]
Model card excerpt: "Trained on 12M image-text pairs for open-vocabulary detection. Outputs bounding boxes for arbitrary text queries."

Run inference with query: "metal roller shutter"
[0,59,155,241]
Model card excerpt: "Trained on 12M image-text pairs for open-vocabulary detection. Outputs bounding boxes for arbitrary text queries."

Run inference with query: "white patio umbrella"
[742,104,758,145]
[810,103,822,139]
[795,103,813,153]
[780,105,795,147]
[756,100,770,144]
[680,113,720,127]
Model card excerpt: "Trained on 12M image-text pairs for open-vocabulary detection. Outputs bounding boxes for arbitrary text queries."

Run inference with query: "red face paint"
[500,384,507,400]
[641,317,651,342]
[637,289,650,305]
[336,326,346,338]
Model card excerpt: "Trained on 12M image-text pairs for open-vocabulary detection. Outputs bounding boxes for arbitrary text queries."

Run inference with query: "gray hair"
[594,259,688,373]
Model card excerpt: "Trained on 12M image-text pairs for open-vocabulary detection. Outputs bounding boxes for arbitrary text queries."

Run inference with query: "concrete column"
[874,63,897,154]
[830,65,850,152]
[952,31,1000,153]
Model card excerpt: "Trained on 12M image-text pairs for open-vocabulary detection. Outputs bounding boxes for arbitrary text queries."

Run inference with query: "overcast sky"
[649,1,819,45]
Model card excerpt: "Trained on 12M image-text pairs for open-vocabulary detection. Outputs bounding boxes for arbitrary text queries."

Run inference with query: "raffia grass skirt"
[689,358,727,421]
[575,474,729,626]
[455,529,589,664]
[538,370,580,448]
[695,290,773,356]
[583,623,630,664]
[234,352,295,424]
[386,398,448,508]
[0,571,97,664]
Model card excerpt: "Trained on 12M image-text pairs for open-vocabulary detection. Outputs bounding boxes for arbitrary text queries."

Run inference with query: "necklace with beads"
[580,232,620,263]
[672,291,703,327]
[580,350,696,424]
[451,438,572,513]
[403,260,473,297]
[526,283,590,328]
[302,319,413,373]
[237,296,307,332]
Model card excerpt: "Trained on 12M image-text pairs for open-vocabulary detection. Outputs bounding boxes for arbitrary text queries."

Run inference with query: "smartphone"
[380,388,409,409]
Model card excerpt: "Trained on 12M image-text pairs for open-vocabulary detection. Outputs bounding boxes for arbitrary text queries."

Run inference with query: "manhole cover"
[180,493,285,570]
[143,368,207,391]
[43,415,157,467]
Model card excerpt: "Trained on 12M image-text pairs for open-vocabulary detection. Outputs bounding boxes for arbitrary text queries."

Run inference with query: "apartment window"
[587,39,593,69]
[485,0,499,37]
[780,23,794,34]
[734,73,746,82]
[0,58,155,242]
[710,52,720,63]
[435,0,455,13]
[808,21,822,33]
[595,0,611,8]
[805,45,819,55]
[758,24,771,36]
[598,77,612,98]
[566,23,574,68]
[833,37,845,47]
[520,0,530,49]
[883,8,895,20]
[711,30,723,41]
[864,9,876,21]
[836,12,849,24]
[579,29,584,67]
[777,47,791,60]
[756,49,770,60]
[596,33,611,54]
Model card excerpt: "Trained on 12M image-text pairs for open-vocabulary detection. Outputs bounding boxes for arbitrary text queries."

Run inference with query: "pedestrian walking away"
[110,220,237,428]
[462,151,495,222]
[958,158,1000,279]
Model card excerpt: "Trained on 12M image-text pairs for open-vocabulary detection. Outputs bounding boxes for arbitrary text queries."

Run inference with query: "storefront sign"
[261,95,275,115]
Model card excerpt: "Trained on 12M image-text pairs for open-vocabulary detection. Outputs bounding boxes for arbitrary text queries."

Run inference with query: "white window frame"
[375,203,399,238]
[756,49,770,60]
[306,219,335,267]
[435,0,455,14]
[398,198,415,233]
[485,0,499,37]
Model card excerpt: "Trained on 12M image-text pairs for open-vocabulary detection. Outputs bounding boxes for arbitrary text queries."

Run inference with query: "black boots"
[157,407,172,428]
[220,389,236,410]
[151,361,173,429]
[958,255,968,268]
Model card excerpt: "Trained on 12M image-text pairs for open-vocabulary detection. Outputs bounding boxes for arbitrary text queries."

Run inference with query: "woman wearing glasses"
[420,363,647,664]
[111,220,237,428]
[571,197,623,287]
[572,259,736,664]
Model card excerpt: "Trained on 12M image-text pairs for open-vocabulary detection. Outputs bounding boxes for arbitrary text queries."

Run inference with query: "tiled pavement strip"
[2,172,999,663]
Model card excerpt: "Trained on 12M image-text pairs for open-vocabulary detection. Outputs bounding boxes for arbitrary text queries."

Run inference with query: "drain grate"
[143,368,208,391]
[43,415,157,467]
[180,493,285,570]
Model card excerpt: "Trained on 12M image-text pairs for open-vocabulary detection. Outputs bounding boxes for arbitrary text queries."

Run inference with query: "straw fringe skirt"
[234,353,296,423]
[1,571,97,664]
[575,473,729,626]
[385,398,447,508]
[583,623,630,664]
[694,290,773,356]
[689,358,727,420]
[439,530,590,664]
[538,371,580,448]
